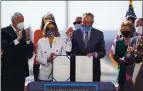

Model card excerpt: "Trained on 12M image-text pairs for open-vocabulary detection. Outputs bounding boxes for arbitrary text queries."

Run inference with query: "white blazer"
[36,37,71,81]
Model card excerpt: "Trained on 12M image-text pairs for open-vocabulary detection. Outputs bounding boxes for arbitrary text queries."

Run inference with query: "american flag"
[109,32,121,67]
[109,0,137,67]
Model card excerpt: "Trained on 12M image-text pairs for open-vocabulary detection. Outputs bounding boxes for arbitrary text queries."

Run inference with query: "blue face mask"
[47,30,55,37]
[81,25,92,32]
[74,24,81,30]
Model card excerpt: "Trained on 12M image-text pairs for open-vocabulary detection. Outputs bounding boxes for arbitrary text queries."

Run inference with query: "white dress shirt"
[82,29,91,41]
[132,61,143,83]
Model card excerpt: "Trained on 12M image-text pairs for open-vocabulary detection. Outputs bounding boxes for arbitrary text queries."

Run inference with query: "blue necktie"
[84,32,88,48]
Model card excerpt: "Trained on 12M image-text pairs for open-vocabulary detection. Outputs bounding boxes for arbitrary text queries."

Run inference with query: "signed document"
[53,56,70,82]
[76,56,93,82]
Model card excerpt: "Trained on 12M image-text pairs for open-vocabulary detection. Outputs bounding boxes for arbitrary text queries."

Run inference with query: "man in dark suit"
[70,13,106,82]
[1,12,34,91]
[124,38,143,91]
[122,18,143,91]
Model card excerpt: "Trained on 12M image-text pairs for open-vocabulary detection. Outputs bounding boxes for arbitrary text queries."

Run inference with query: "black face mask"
[134,54,143,63]
[121,31,131,38]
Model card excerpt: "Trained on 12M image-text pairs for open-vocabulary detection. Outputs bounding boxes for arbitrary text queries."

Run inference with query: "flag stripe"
[109,33,120,68]
[109,51,118,68]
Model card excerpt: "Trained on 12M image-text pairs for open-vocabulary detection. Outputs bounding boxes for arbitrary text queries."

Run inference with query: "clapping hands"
[25,27,31,41]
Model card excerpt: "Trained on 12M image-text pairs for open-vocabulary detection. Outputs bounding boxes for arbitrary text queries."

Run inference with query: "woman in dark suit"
[113,20,134,91]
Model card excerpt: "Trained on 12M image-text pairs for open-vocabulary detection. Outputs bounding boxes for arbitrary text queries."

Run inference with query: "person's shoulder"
[130,36,138,42]
[1,26,11,33]
[72,29,82,37]
[38,37,46,43]
[34,29,42,32]
[118,37,124,41]
[34,29,42,33]
[116,37,124,44]
[55,36,61,39]
[55,37,63,41]
[73,29,81,34]
[131,36,138,39]
[34,29,43,37]
[92,28,103,34]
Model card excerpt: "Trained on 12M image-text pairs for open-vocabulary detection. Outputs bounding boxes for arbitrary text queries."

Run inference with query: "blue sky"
[1,1,142,31]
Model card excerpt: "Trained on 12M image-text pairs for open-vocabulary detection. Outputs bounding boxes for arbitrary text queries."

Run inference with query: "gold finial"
[129,0,133,8]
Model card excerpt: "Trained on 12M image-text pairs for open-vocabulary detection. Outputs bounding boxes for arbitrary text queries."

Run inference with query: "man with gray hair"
[70,12,106,82]
[1,12,34,91]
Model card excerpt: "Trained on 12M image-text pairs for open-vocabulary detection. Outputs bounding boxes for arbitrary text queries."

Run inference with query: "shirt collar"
[11,23,17,32]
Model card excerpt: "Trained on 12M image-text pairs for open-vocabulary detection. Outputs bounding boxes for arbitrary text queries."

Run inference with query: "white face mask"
[74,24,81,30]
[17,22,24,30]
[136,26,143,35]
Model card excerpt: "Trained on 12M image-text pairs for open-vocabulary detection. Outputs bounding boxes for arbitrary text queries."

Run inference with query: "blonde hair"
[120,20,134,33]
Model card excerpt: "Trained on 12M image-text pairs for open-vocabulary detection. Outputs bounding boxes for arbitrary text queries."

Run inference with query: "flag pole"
[129,0,133,9]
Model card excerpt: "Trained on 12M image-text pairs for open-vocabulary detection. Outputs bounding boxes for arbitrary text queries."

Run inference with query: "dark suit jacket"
[128,36,141,47]
[124,63,143,91]
[124,36,143,64]
[123,36,143,91]
[1,25,34,77]
[71,28,106,81]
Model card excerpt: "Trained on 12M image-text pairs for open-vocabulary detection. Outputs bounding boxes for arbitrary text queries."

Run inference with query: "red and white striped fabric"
[109,32,121,67]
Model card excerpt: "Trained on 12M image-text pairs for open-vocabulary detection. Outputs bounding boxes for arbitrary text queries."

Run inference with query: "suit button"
[45,52,46,53]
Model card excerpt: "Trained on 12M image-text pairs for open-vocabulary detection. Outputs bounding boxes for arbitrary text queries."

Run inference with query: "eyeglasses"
[73,21,82,25]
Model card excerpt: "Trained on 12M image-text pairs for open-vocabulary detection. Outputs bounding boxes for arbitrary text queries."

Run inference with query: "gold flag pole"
[129,0,134,9]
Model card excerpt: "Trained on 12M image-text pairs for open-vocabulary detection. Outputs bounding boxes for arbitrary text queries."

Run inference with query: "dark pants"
[70,55,75,82]
[117,61,127,91]
[1,74,25,91]
[118,83,125,91]
[33,64,40,81]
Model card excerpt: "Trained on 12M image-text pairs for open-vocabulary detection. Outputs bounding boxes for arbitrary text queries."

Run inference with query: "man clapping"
[1,12,34,91]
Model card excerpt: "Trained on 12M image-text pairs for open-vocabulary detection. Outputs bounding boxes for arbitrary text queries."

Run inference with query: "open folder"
[53,56,70,82]
[76,56,93,82]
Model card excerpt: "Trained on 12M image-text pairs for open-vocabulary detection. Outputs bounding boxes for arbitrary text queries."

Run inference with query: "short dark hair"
[82,12,94,21]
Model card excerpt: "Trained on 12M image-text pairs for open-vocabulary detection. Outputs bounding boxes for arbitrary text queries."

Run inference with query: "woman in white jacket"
[36,21,72,81]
